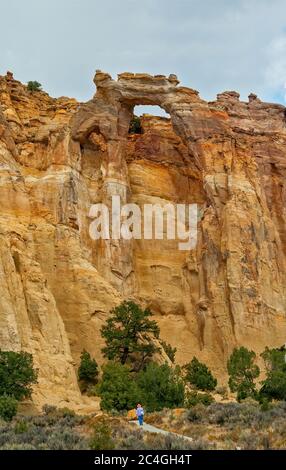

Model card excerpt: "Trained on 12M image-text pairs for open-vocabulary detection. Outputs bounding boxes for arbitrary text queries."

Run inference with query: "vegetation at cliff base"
[227,347,260,401]
[260,346,286,401]
[1,332,286,450]
[2,299,286,450]
[98,361,185,413]
[98,301,185,412]
[160,340,177,363]
[0,396,18,422]
[0,350,37,421]
[0,350,37,401]
[184,357,217,391]
[185,390,214,408]
[136,363,185,412]
[98,362,138,412]
[101,300,160,371]
[78,350,99,393]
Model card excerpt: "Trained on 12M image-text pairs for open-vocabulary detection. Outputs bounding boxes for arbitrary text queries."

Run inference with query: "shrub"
[98,362,139,411]
[238,430,261,450]
[42,404,57,415]
[136,362,185,412]
[101,301,160,371]
[185,391,214,408]
[27,81,42,92]
[40,405,83,428]
[78,350,99,392]
[46,428,87,450]
[184,357,217,391]
[0,350,38,400]
[112,423,197,450]
[206,402,267,428]
[262,346,286,371]
[58,407,76,419]
[186,438,215,450]
[260,397,271,412]
[227,347,260,401]
[0,395,18,422]
[259,346,286,401]
[117,433,146,450]
[0,443,37,450]
[14,420,29,434]
[147,433,195,450]
[0,411,89,450]
[112,423,145,450]
[89,419,115,450]
[260,370,286,401]
[160,341,177,363]
[207,402,241,426]
[186,403,207,422]
[129,115,142,134]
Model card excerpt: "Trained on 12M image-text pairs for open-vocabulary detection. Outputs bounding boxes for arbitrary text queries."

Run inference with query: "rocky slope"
[1,70,286,407]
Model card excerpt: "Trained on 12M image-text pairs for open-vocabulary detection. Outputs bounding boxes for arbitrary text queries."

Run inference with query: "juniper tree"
[101,301,160,370]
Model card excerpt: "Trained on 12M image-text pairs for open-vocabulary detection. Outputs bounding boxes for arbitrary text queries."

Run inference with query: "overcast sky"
[1,0,286,113]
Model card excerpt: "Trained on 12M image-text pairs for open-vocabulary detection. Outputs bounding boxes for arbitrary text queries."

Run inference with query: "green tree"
[261,346,286,373]
[160,341,177,363]
[0,395,18,422]
[101,301,160,370]
[185,390,214,408]
[136,363,185,411]
[78,350,99,392]
[27,81,42,92]
[98,362,139,411]
[184,357,217,391]
[128,115,142,134]
[227,347,260,401]
[259,346,286,401]
[0,350,38,400]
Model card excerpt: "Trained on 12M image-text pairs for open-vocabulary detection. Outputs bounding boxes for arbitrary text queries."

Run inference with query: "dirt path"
[131,421,193,442]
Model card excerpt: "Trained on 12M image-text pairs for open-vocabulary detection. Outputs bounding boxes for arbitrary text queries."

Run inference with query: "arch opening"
[128,105,170,135]
[132,105,170,118]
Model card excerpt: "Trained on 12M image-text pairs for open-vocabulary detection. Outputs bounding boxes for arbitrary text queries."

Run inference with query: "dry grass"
[1,402,286,449]
[144,402,286,449]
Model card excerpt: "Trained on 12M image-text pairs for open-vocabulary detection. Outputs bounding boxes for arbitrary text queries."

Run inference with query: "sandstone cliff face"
[1,71,286,406]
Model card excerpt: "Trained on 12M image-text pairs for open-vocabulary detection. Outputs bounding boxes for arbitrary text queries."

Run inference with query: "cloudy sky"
[1,0,286,113]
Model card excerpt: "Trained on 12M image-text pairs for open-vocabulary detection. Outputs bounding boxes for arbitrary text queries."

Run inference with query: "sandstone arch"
[71,71,209,293]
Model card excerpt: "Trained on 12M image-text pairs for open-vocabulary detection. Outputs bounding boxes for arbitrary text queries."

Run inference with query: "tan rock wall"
[1,70,286,405]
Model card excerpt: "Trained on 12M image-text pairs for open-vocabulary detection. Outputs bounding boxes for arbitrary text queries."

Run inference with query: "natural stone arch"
[71,71,226,293]
[71,70,207,168]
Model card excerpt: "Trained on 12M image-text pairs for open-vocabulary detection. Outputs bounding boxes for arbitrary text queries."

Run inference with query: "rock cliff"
[1,70,286,407]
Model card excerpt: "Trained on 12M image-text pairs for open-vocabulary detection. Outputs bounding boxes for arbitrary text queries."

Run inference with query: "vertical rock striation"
[0,70,286,404]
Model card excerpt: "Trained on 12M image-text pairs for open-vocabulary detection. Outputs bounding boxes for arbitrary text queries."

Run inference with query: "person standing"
[136,403,144,426]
